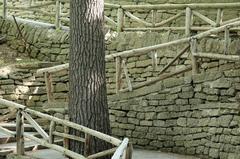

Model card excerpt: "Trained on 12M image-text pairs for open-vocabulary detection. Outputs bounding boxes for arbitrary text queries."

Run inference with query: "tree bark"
[69,0,111,157]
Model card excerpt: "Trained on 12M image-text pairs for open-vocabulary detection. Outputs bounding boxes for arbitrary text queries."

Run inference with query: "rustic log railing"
[1,0,240,31]
[0,98,132,159]
[36,20,240,94]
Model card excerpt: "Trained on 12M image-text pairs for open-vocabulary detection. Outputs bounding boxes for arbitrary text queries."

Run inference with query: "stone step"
[0,138,63,157]
[0,122,35,132]
[0,132,39,144]
[24,149,68,159]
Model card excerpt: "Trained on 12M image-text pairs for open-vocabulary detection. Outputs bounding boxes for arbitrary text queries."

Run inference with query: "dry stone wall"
[1,16,240,159]
[0,63,68,112]
[0,60,240,159]
[0,62,68,129]
[0,17,69,62]
[108,65,240,159]
[1,17,240,94]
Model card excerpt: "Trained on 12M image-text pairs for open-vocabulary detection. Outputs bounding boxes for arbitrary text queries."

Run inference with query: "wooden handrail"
[3,0,240,30]
[0,98,130,159]
[7,2,55,9]
[0,98,122,146]
[112,138,129,159]
[7,1,240,10]
[122,3,240,10]
[34,20,240,94]
[36,63,69,74]
[106,20,240,60]
[35,19,240,75]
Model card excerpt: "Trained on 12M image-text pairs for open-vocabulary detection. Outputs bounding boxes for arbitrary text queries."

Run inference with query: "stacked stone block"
[108,66,240,159]
[0,13,240,159]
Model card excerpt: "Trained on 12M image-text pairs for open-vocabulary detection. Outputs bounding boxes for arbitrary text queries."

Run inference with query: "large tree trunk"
[69,0,111,157]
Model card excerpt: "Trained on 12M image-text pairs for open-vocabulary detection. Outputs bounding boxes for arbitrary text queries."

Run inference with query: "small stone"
[177,118,187,127]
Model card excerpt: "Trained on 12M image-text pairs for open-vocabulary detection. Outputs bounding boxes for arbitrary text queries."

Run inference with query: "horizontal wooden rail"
[7,2,55,9]
[123,27,240,32]
[37,63,69,74]
[193,52,240,61]
[122,3,240,10]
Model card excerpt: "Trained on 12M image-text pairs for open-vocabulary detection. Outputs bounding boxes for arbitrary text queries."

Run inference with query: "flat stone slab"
[26,149,67,159]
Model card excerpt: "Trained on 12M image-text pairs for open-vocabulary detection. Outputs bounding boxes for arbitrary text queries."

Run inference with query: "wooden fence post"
[185,7,192,37]
[216,9,223,27]
[44,72,54,103]
[125,143,133,159]
[63,125,69,150]
[3,0,7,19]
[84,134,91,156]
[55,0,61,29]
[151,10,156,27]
[191,38,199,74]
[117,8,124,32]
[16,110,24,155]
[224,26,230,54]
[115,57,122,94]
[49,121,55,144]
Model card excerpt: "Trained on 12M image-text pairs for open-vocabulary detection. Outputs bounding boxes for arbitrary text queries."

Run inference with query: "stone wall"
[1,60,240,159]
[0,62,68,113]
[0,62,68,129]
[108,65,240,159]
[1,17,240,95]
[1,14,240,159]
[0,17,69,62]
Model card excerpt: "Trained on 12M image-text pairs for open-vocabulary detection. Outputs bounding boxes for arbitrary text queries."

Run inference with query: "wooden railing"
[36,20,240,94]
[118,3,240,32]
[1,1,240,31]
[0,98,133,159]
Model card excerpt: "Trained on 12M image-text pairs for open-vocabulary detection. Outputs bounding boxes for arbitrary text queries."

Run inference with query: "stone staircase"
[0,122,63,158]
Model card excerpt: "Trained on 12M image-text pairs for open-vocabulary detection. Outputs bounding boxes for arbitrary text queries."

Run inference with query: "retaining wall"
[108,66,240,159]
[0,61,240,159]
[1,18,240,95]
[1,15,240,159]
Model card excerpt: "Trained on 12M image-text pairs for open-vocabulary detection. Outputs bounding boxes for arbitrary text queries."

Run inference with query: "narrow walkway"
[133,149,200,159]
[24,149,200,159]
